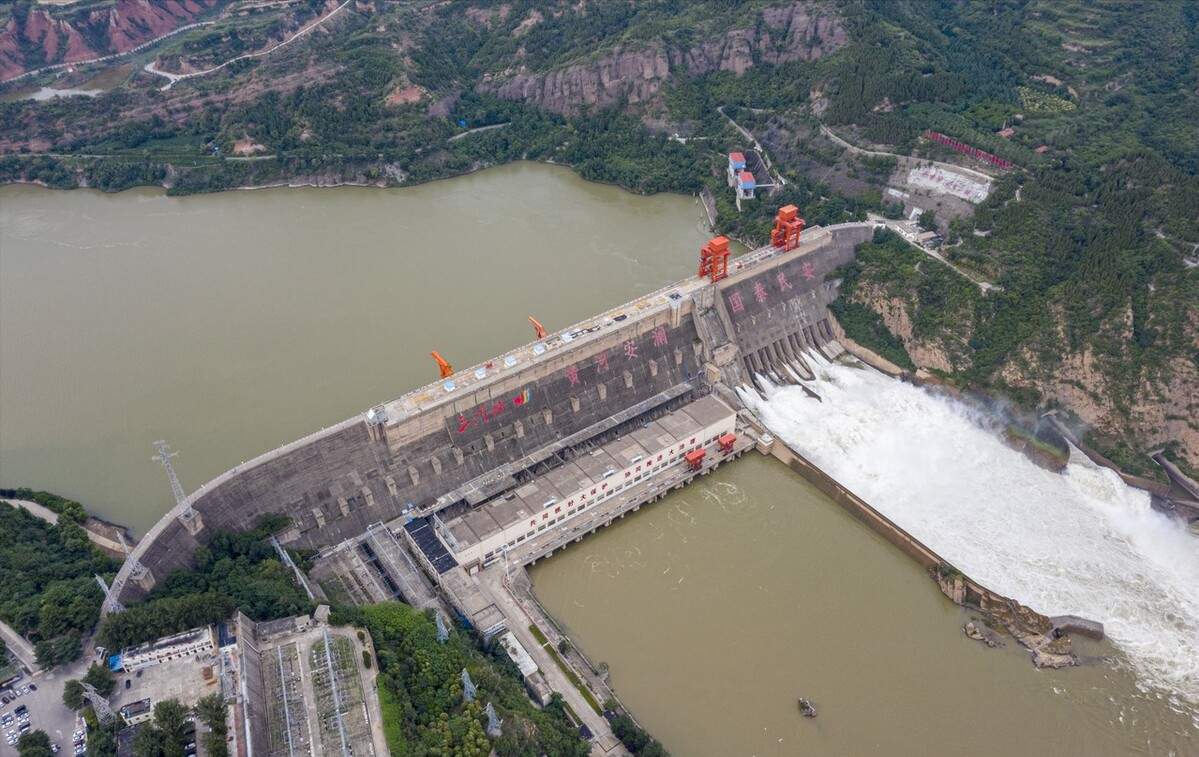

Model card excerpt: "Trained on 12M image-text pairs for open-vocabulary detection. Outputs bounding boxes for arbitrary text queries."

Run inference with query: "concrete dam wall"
[113,222,876,603]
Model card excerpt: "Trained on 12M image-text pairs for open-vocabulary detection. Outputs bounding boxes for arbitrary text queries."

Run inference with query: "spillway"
[744,359,1199,716]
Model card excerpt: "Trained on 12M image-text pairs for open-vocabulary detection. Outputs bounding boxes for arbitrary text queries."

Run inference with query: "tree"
[34,634,81,669]
[62,679,85,711]
[134,699,190,757]
[16,730,53,757]
[195,694,229,757]
[83,662,115,697]
[918,208,937,232]
[64,662,114,711]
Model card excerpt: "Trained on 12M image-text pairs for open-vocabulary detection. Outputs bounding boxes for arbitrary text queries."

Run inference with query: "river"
[2,163,1194,754]
[0,162,710,533]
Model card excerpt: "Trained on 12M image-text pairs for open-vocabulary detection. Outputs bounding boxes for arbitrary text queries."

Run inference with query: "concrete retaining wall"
[768,438,944,571]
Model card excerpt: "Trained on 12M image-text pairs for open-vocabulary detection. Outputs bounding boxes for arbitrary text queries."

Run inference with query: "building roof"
[403,517,459,573]
[997,127,1015,138]
[729,151,745,163]
[738,170,756,185]
[681,394,736,429]
[437,396,737,554]
[1035,145,1049,153]
[498,632,538,676]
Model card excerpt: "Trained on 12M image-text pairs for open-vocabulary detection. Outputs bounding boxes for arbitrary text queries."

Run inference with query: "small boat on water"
[798,697,817,717]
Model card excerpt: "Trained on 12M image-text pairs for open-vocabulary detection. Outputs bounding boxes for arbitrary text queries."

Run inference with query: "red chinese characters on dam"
[727,266,810,313]
[457,389,530,433]
[458,325,675,433]
[581,328,667,380]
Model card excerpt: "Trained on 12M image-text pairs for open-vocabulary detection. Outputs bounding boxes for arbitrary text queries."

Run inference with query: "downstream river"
[2,163,1194,754]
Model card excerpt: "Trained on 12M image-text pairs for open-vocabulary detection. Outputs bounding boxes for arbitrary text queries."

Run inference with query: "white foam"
[746,362,1199,706]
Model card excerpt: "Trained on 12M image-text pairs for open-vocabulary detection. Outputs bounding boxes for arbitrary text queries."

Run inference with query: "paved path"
[1,21,215,84]
[0,620,38,675]
[2,499,128,556]
[474,571,626,756]
[820,123,995,183]
[352,632,388,757]
[144,0,352,90]
[718,106,786,187]
[2,498,57,525]
[448,122,511,142]
[866,216,994,292]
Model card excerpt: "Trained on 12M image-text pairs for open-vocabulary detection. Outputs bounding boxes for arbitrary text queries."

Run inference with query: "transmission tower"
[269,536,316,600]
[116,531,147,579]
[486,702,502,738]
[460,668,477,703]
[94,574,124,613]
[80,682,115,725]
[435,612,449,644]
[153,440,197,520]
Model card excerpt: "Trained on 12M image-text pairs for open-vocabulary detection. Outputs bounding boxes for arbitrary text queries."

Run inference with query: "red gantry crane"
[771,204,806,251]
[431,351,453,379]
[698,236,731,283]
[528,316,548,340]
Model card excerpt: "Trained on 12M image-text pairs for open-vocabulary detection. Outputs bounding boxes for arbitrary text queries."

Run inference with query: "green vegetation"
[829,301,915,372]
[539,636,601,717]
[358,603,588,757]
[1017,86,1076,114]
[831,229,980,373]
[527,625,601,715]
[0,501,120,669]
[0,488,89,524]
[62,662,115,710]
[195,693,230,757]
[133,699,191,757]
[601,699,671,757]
[98,515,311,649]
[16,730,53,757]
[81,709,123,757]
[526,624,548,646]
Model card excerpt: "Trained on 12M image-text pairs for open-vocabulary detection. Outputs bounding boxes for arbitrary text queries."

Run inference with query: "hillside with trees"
[0,501,120,668]
[0,0,1195,475]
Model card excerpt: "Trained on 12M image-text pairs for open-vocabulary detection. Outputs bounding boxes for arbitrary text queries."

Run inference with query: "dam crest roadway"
[107,213,1084,753]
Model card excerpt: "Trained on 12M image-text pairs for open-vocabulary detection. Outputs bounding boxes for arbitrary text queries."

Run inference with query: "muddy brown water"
[2,162,1194,754]
[530,456,1197,756]
[0,162,710,533]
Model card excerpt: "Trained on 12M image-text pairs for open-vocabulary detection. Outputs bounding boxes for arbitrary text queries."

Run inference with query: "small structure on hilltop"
[727,150,776,209]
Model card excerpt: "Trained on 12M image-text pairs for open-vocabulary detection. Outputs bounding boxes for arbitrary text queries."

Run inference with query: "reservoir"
[0,162,710,534]
[2,162,1194,753]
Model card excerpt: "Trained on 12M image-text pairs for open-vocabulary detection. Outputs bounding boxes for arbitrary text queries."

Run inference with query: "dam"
[106,206,1105,752]
[112,210,874,605]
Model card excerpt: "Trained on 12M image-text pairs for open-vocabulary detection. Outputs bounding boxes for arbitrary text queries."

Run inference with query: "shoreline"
[0,155,698,200]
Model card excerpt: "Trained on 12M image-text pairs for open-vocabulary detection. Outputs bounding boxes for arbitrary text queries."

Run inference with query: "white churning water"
[741,357,1199,715]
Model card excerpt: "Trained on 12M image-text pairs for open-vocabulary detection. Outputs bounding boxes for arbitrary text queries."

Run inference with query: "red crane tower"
[771,205,806,251]
[431,351,454,379]
[698,236,731,283]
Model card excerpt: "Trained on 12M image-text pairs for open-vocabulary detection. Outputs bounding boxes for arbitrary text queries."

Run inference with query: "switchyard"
[236,612,382,757]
